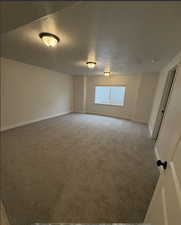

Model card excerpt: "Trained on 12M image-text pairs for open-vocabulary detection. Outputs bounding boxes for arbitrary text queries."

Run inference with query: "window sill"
[94,103,124,107]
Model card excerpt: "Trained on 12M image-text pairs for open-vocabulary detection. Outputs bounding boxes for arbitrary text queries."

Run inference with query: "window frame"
[94,84,126,107]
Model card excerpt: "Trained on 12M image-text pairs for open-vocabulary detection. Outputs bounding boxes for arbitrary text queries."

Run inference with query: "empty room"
[0,1,181,225]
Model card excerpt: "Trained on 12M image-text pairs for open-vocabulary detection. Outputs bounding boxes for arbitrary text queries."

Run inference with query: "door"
[145,62,181,225]
[144,136,181,225]
[152,68,176,141]
[1,201,11,225]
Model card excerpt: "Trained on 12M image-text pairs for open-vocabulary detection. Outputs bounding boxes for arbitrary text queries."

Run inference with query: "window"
[95,86,126,106]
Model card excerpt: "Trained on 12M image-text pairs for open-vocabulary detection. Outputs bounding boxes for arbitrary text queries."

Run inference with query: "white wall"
[73,75,87,113]
[0,58,73,131]
[85,75,139,121]
[133,74,158,123]
[74,73,158,123]
[148,51,181,160]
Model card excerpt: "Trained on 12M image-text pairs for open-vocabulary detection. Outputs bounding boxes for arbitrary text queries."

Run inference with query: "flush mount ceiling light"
[104,71,110,76]
[39,32,60,47]
[86,61,96,69]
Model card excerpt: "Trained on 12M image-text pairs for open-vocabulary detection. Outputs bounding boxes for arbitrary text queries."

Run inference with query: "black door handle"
[157,160,167,170]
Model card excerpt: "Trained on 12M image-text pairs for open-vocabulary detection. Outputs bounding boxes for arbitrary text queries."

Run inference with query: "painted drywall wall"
[73,75,87,113]
[0,58,73,130]
[148,51,181,161]
[85,75,140,121]
[133,73,158,123]
[74,73,158,123]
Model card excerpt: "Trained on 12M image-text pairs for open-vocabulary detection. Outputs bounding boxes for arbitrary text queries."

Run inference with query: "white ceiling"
[1,1,181,75]
[0,1,78,33]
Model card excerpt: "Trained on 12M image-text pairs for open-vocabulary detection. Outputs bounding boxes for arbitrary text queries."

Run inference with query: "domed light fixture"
[39,32,60,47]
[86,61,96,69]
[104,71,110,76]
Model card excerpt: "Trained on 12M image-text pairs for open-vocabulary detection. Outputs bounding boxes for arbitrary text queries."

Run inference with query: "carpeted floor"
[1,113,159,225]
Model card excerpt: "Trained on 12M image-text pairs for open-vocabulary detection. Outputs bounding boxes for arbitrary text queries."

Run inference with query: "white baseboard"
[132,118,148,125]
[0,111,71,131]
[86,111,131,121]
[74,111,87,114]
[87,111,149,125]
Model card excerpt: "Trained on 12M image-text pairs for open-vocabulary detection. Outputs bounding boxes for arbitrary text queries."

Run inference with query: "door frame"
[152,66,177,141]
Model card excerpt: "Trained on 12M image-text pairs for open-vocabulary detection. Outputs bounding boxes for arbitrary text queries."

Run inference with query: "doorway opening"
[152,67,177,141]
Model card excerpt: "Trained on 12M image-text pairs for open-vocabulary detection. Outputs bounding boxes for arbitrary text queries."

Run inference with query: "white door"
[1,201,11,225]
[144,136,181,225]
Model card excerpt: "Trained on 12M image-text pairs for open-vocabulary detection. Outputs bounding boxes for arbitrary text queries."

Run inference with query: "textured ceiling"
[1,1,181,75]
[0,1,78,33]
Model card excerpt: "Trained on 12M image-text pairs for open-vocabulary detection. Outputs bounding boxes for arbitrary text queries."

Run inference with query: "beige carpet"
[1,113,159,225]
